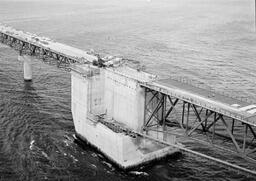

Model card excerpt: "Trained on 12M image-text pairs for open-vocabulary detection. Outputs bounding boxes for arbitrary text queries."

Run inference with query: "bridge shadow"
[23,80,34,91]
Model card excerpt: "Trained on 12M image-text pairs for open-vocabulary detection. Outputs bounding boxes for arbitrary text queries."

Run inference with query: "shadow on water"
[23,80,33,91]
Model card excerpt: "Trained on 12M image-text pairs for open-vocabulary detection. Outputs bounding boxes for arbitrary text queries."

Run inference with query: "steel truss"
[143,87,256,164]
[0,32,79,71]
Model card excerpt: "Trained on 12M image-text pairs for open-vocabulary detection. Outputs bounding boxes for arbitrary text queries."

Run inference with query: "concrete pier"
[18,55,32,81]
[71,64,177,169]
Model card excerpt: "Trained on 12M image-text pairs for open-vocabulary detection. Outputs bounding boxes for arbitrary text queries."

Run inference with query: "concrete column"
[18,55,32,81]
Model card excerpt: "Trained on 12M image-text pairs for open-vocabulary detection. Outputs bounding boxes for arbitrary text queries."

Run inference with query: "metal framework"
[0,32,79,71]
[142,87,256,165]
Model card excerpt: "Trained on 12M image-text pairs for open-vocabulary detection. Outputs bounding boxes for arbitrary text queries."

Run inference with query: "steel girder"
[143,87,256,164]
[0,32,78,71]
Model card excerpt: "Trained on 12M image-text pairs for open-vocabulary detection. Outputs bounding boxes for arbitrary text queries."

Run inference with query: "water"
[0,0,256,180]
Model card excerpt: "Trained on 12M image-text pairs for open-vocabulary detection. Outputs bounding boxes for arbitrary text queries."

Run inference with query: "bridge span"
[141,78,256,162]
[0,24,256,174]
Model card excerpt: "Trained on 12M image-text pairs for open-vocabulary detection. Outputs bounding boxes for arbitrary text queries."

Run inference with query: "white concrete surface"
[18,55,32,81]
[88,69,105,115]
[239,105,256,111]
[104,68,146,131]
[71,64,177,169]
[77,117,177,169]
[71,71,89,135]
[247,108,256,114]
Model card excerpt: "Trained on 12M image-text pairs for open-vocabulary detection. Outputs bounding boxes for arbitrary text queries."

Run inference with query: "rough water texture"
[0,0,256,180]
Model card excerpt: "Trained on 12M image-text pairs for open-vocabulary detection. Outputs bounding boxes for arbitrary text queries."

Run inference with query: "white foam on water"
[29,140,35,150]
[129,171,149,176]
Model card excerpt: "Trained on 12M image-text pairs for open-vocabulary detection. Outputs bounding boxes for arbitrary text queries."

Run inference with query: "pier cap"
[106,66,158,83]
[70,64,100,77]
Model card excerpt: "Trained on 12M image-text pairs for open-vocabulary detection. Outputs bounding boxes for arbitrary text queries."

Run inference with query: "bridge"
[1,24,256,174]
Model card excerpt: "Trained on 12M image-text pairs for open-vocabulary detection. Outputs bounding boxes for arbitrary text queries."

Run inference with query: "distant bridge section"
[0,24,98,71]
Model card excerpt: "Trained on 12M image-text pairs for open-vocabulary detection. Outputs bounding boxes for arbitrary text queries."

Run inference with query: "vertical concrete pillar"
[18,55,32,81]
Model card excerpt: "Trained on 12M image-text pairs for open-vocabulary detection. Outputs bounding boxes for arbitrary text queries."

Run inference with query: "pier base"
[75,119,178,170]
[18,55,32,81]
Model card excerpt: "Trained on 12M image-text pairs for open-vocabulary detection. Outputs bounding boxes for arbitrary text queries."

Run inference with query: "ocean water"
[0,0,256,180]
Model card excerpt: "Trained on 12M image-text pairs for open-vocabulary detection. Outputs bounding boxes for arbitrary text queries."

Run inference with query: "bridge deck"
[0,24,97,63]
[143,78,256,126]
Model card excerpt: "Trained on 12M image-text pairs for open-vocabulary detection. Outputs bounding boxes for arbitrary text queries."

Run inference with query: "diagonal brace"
[144,96,164,127]
[192,105,208,131]
[187,110,213,136]
[220,115,243,153]
[165,96,179,119]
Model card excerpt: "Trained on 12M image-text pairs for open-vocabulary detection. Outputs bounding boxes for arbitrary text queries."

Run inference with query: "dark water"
[0,0,256,180]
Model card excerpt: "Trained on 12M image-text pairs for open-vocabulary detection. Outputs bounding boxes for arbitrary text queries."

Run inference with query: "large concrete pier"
[71,64,177,169]
[0,24,256,172]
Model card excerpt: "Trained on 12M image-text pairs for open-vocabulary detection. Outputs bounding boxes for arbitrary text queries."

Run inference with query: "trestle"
[143,87,256,164]
[0,32,78,71]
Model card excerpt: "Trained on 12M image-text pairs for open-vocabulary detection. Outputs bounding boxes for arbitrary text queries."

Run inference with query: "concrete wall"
[104,69,145,131]
[70,65,175,169]
[82,121,124,163]
[71,71,89,134]
[87,69,105,115]
[71,67,124,163]
[71,65,152,132]
[71,66,105,133]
